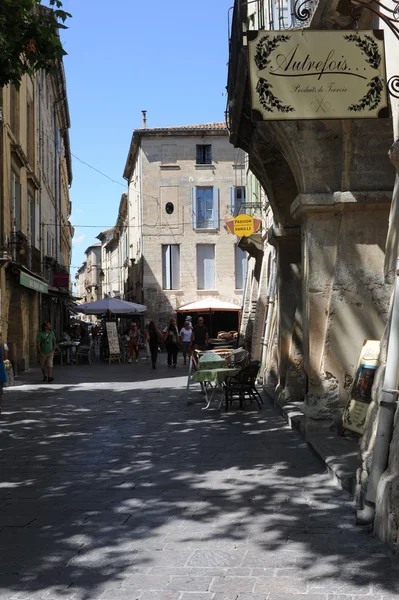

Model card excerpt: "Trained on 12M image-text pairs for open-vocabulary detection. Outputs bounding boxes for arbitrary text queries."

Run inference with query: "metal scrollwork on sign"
[335,1,399,99]
[388,75,399,99]
[293,0,315,23]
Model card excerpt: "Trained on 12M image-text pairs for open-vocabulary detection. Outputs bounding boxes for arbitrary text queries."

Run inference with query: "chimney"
[141,110,147,129]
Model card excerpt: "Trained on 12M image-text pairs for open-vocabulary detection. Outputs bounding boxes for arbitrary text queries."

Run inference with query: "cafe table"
[191,354,241,410]
[58,340,80,364]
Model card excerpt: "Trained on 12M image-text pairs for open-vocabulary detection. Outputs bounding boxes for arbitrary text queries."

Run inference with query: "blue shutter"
[204,246,215,289]
[212,187,219,230]
[235,246,248,289]
[197,246,204,289]
[162,245,170,289]
[171,245,180,289]
[230,187,235,215]
[192,187,197,229]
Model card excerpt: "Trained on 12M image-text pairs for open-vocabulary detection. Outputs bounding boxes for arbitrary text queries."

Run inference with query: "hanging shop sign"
[225,214,262,237]
[342,339,380,435]
[53,272,70,288]
[248,30,388,121]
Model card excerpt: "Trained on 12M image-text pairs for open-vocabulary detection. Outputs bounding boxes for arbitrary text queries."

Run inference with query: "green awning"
[19,272,48,294]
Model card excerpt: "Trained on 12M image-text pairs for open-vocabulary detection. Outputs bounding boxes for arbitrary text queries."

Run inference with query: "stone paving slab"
[0,360,398,599]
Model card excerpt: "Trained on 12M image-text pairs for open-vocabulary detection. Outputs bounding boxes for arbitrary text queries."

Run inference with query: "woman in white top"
[180,321,192,366]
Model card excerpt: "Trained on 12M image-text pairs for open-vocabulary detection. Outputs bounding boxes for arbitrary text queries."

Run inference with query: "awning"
[19,271,48,294]
[176,297,241,312]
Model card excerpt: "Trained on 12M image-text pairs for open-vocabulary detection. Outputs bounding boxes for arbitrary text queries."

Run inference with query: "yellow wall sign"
[248,30,388,121]
[234,214,255,236]
[225,215,262,236]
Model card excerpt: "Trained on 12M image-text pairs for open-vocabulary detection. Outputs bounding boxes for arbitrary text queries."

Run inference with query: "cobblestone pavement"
[1,358,398,600]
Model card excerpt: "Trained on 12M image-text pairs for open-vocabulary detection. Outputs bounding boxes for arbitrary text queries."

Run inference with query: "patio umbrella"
[77,298,147,315]
[176,297,241,338]
[176,297,240,312]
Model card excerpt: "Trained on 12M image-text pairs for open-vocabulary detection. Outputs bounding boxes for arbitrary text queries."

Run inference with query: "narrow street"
[0,360,398,600]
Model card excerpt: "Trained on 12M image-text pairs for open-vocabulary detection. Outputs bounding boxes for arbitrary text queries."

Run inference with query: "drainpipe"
[262,247,277,384]
[237,247,250,350]
[356,258,399,526]
[0,88,4,249]
[139,145,144,304]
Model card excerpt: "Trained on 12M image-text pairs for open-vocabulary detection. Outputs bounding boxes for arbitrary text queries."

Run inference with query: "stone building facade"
[0,61,73,370]
[123,123,246,329]
[228,0,399,548]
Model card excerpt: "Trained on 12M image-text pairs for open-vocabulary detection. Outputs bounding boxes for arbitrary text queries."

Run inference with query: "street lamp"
[99,269,105,299]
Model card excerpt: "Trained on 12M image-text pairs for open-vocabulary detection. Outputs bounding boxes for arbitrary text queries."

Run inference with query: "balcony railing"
[227,0,315,132]
[266,0,314,31]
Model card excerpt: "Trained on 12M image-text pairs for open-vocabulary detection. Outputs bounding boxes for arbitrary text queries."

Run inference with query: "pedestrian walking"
[147,321,163,369]
[0,332,8,416]
[91,324,99,344]
[192,316,209,351]
[36,321,56,382]
[180,320,192,365]
[128,322,140,363]
[163,318,179,368]
[143,323,151,363]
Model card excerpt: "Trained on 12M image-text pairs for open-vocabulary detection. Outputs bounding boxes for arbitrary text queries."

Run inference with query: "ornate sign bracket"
[335,0,399,97]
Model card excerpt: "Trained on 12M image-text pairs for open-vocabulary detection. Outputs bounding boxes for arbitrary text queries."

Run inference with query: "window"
[197,245,215,290]
[10,86,19,139]
[27,98,34,165]
[162,245,180,290]
[27,193,35,246]
[192,186,219,229]
[230,186,246,216]
[10,171,21,232]
[235,245,248,290]
[161,144,177,164]
[196,144,212,165]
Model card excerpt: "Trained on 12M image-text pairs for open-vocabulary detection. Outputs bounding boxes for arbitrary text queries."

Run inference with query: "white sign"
[248,30,388,120]
[106,321,120,356]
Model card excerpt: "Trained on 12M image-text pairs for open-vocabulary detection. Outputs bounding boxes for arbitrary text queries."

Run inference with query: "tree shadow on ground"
[0,366,398,599]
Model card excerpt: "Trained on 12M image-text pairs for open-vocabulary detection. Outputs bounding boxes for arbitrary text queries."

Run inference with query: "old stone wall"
[292,194,391,424]
[137,133,243,326]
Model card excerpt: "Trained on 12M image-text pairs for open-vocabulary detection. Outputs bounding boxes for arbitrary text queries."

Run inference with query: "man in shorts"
[36,322,56,382]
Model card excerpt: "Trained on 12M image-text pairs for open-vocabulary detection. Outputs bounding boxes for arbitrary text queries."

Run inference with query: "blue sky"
[60,0,233,284]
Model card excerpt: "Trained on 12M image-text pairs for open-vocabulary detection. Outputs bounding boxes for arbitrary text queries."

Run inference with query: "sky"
[59,0,233,286]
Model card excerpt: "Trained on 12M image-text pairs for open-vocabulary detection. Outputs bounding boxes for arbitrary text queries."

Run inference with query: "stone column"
[292,192,391,427]
[268,226,305,406]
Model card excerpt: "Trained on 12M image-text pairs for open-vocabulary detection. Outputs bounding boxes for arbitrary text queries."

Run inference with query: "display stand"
[341,339,380,435]
[105,322,121,364]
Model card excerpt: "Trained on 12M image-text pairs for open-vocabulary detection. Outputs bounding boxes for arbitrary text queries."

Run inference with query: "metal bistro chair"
[226,348,249,369]
[53,344,65,366]
[76,342,93,365]
[224,360,263,411]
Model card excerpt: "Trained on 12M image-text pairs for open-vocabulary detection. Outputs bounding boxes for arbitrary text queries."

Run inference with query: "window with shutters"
[235,245,248,290]
[196,144,212,165]
[230,186,246,216]
[192,187,219,230]
[10,86,20,139]
[27,193,35,246]
[27,98,35,165]
[162,245,180,290]
[10,171,21,232]
[197,245,215,290]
